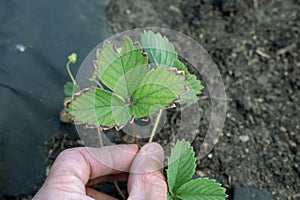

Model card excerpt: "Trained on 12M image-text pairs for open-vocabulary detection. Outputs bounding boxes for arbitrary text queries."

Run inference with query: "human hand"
[32,143,167,200]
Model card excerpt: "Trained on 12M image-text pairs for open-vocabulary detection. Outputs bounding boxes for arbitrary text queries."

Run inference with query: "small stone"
[256,98,264,103]
[76,139,84,145]
[280,126,287,132]
[234,69,242,77]
[239,135,249,142]
[125,9,131,14]
[199,33,204,39]
[231,52,238,58]
[196,170,205,177]
[289,141,297,152]
[169,5,181,14]
[46,166,51,176]
[226,132,232,137]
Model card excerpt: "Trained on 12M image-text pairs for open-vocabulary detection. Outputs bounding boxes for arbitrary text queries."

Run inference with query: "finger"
[86,187,118,200]
[87,173,129,186]
[48,145,138,186]
[127,143,167,200]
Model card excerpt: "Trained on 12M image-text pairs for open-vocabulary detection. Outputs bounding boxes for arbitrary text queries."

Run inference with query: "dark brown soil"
[106,0,300,199]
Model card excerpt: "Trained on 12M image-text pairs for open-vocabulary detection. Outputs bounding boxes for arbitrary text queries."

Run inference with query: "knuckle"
[57,147,82,158]
[57,148,77,159]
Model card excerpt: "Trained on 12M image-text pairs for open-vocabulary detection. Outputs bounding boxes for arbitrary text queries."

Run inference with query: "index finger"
[49,144,139,184]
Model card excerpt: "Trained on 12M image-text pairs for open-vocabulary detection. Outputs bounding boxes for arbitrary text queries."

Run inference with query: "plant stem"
[131,122,141,149]
[97,128,104,147]
[113,181,126,200]
[149,109,163,143]
[97,128,126,200]
[66,61,77,85]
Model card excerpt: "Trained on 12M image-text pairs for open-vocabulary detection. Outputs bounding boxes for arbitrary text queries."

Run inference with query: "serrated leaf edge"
[94,38,145,83]
[66,66,188,130]
[65,88,134,130]
[175,178,228,199]
[167,140,196,195]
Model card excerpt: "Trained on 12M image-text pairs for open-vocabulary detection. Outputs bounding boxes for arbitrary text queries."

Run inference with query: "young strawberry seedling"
[62,30,227,200]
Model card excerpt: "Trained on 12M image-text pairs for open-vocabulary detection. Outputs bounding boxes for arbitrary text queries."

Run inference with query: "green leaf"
[95,38,148,99]
[172,59,190,77]
[175,178,227,200]
[68,36,188,129]
[140,31,204,104]
[168,193,174,200]
[64,82,80,96]
[168,193,182,200]
[173,59,204,104]
[68,88,131,129]
[167,140,227,200]
[64,82,81,102]
[141,30,177,68]
[130,67,186,118]
[167,140,196,195]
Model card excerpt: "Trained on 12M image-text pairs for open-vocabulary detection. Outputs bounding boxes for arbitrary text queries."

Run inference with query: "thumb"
[127,142,167,200]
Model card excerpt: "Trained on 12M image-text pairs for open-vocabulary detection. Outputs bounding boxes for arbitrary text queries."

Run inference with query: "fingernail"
[143,143,164,165]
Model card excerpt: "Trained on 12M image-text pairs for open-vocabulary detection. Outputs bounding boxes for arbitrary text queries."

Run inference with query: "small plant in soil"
[61,30,227,200]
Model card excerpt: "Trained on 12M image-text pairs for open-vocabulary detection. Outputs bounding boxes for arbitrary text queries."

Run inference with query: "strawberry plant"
[167,140,227,200]
[62,30,227,199]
